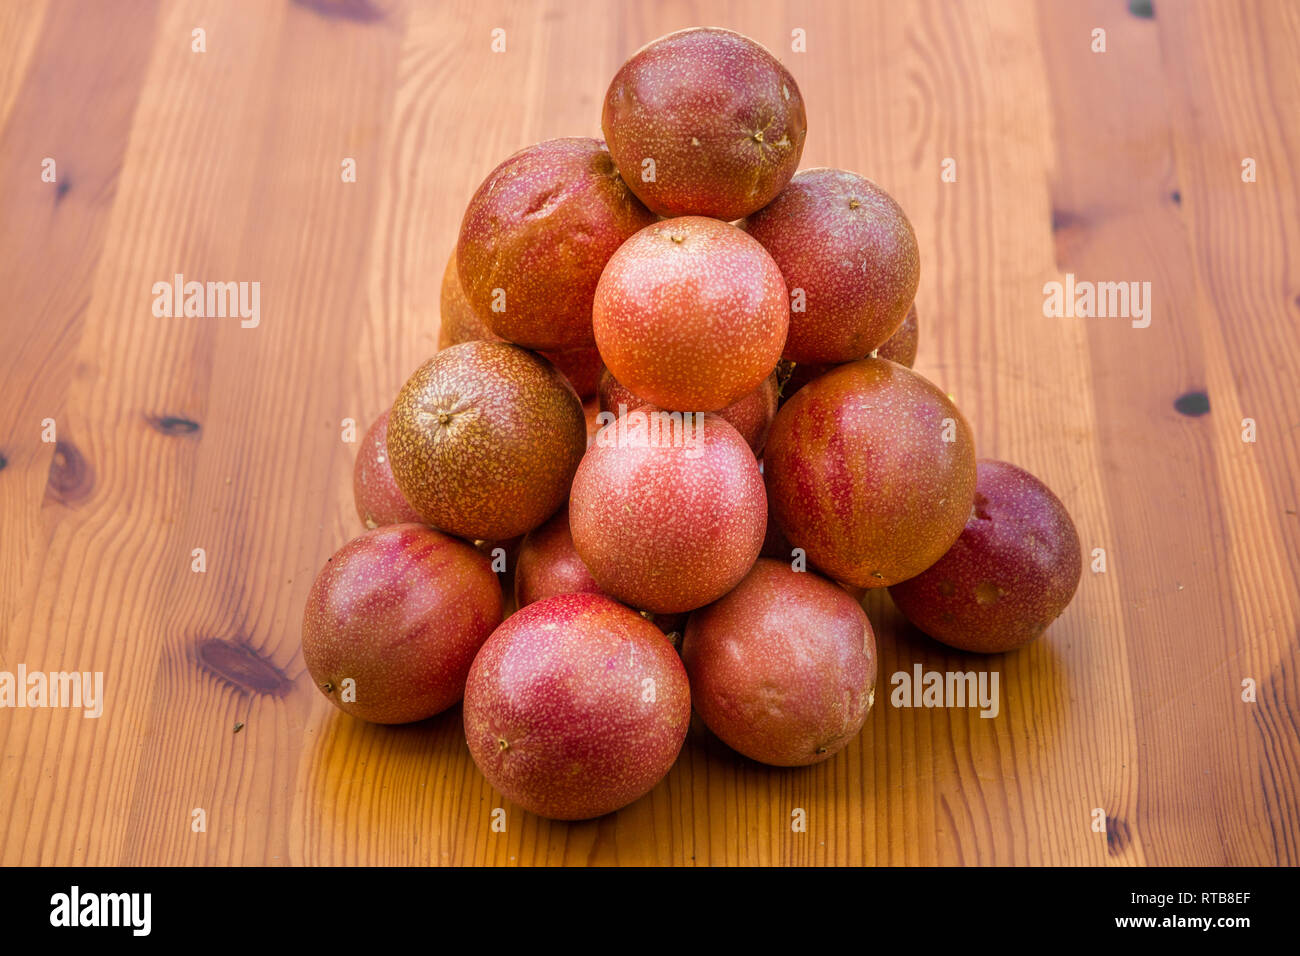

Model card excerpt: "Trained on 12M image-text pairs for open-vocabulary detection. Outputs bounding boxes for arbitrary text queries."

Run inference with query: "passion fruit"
[387,342,586,541]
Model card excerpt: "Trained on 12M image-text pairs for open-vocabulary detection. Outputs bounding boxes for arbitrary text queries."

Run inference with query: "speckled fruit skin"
[888,459,1082,653]
[438,248,493,348]
[543,347,603,401]
[462,592,691,820]
[758,479,794,561]
[764,358,977,588]
[456,138,656,351]
[876,302,918,367]
[780,305,919,407]
[599,367,779,456]
[388,342,587,541]
[439,249,603,399]
[601,27,806,220]
[301,524,503,724]
[596,367,642,415]
[570,411,766,614]
[683,559,876,766]
[593,216,788,412]
[514,507,603,608]
[353,410,424,529]
[743,168,920,363]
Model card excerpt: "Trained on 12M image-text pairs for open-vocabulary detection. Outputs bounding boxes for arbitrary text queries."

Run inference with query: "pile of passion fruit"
[302,27,1082,821]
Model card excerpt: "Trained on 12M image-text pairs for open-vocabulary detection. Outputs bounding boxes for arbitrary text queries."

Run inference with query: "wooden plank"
[0,0,164,866]
[1156,0,1300,864]
[1037,0,1298,866]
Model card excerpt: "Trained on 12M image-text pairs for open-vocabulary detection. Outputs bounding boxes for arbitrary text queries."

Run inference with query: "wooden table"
[2,0,1297,866]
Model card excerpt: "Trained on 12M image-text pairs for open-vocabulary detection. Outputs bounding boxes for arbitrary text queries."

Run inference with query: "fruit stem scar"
[417,409,454,427]
[849,198,861,210]
[322,682,334,694]
[497,737,510,753]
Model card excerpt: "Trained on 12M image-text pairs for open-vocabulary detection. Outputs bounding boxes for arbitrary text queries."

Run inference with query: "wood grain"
[1,0,1296,866]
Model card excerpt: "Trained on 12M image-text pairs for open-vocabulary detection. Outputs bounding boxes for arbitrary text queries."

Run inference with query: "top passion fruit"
[602,27,806,220]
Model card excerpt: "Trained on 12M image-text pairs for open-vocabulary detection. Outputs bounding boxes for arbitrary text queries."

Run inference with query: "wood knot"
[45,439,94,506]
[1106,815,1132,854]
[146,414,202,436]
[195,638,293,697]
[289,0,387,23]
[1174,390,1210,417]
